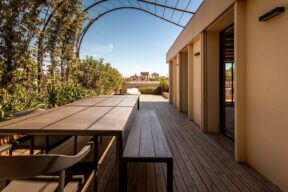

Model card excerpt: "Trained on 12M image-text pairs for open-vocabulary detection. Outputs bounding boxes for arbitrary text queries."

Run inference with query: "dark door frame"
[220,24,235,140]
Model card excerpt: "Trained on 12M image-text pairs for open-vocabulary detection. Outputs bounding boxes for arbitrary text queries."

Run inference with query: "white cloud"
[94,43,114,54]
[81,43,114,59]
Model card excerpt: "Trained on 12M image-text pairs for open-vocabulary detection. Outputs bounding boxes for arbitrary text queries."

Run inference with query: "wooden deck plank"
[144,101,203,192]
[127,163,138,192]
[159,104,266,192]
[139,111,155,157]
[123,112,142,157]
[149,111,171,158]
[120,95,280,192]
[91,95,283,192]
[137,163,147,192]
[155,163,168,192]
[4,95,278,192]
[156,109,221,192]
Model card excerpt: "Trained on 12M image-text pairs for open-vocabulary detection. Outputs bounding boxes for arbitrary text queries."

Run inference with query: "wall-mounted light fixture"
[259,7,285,22]
[194,52,200,56]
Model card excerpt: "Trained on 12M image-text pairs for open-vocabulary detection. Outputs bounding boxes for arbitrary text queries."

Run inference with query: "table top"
[0,95,139,136]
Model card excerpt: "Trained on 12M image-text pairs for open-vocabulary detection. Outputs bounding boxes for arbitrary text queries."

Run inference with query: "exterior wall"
[244,0,288,191]
[179,52,188,112]
[234,0,247,162]
[172,57,178,106]
[176,54,181,109]
[205,32,220,132]
[187,44,194,120]
[191,38,202,126]
[169,61,174,104]
[167,0,235,61]
[168,0,288,189]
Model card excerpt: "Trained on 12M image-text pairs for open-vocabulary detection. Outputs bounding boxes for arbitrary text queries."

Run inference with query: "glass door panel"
[220,25,235,139]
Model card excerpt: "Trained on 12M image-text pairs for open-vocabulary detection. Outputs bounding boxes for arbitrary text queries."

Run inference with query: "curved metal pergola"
[77,0,199,55]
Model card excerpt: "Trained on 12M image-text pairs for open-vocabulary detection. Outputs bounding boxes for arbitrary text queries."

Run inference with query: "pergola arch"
[78,6,185,54]
[77,0,197,55]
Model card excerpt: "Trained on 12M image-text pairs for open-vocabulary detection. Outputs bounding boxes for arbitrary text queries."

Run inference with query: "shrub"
[46,83,95,108]
[0,87,45,120]
[138,86,158,95]
[78,57,124,95]
[159,79,169,93]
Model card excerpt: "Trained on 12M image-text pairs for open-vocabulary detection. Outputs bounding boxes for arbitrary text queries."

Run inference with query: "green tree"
[78,57,124,95]
[0,0,46,92]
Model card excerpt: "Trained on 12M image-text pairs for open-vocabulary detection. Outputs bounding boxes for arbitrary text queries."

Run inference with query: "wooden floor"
[97,95,282,192]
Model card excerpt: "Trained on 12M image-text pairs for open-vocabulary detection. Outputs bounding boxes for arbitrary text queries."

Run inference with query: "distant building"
[140,72,149,81]
[151,73,159,78]
[130,74,141,81]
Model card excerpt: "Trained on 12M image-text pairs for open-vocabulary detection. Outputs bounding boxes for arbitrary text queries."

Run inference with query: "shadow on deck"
[98,95,281,192]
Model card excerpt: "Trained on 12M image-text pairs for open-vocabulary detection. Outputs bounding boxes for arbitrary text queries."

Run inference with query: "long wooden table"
[0,95,140,192]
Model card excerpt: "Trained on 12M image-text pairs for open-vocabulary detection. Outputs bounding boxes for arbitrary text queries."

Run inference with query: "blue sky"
[80,0,202,77]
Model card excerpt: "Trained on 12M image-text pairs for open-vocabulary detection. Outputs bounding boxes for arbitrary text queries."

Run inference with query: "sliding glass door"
[220,25,235,139]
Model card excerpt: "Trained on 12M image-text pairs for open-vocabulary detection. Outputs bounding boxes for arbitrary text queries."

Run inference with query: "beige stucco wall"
[192,38,202,126]
[176,54,181,109]
[205,32,220,132]
[244,0,288,191]
[168,0,288,189]
[172,57,178,106]
[234,0,247,162]
[188,44,194,120]
[169,61,174,104]
[167,0,235,62]
[179,52,188,112]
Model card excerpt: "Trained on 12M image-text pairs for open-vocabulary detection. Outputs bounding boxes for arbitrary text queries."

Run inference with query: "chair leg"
[123,160,128,192]
[58,170,65,192]
[5,179,10,186]
[137,97,140,110]
[99,136,103,145]
[45,136,49,154]
[93,136,99,192]
[74,136,77,155]
[30,136,35,155]
[167,160,173,192]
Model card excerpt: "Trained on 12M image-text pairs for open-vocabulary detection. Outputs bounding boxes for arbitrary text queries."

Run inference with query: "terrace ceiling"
[78,0,201,52]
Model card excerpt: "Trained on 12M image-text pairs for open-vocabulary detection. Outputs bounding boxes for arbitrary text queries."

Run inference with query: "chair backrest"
[0,142,93,179]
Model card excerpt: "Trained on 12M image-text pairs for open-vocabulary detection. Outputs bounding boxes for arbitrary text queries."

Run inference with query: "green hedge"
[138,86,159,95]
[138,80,169,95]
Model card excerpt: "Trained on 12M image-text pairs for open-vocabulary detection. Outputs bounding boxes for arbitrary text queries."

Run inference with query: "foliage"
[0,0,48,92]
[159,79,169,92]
[47,83,94,108]
[138,86,158,95]
[0,82,95,120]
[138,79,169,95]
[78,57,124,95]
[149,76,168,81]
[0,87,44,120]
[0,2,124,122]
[0,0,86,91]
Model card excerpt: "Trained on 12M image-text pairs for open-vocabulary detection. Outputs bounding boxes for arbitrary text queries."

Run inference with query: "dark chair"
[0,142,93,192]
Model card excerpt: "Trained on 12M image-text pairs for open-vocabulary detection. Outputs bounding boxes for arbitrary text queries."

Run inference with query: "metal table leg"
[94,136,99,192]
[116,133,123,192]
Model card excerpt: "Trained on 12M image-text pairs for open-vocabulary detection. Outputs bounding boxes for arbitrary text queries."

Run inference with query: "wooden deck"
[97,95,282,192]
